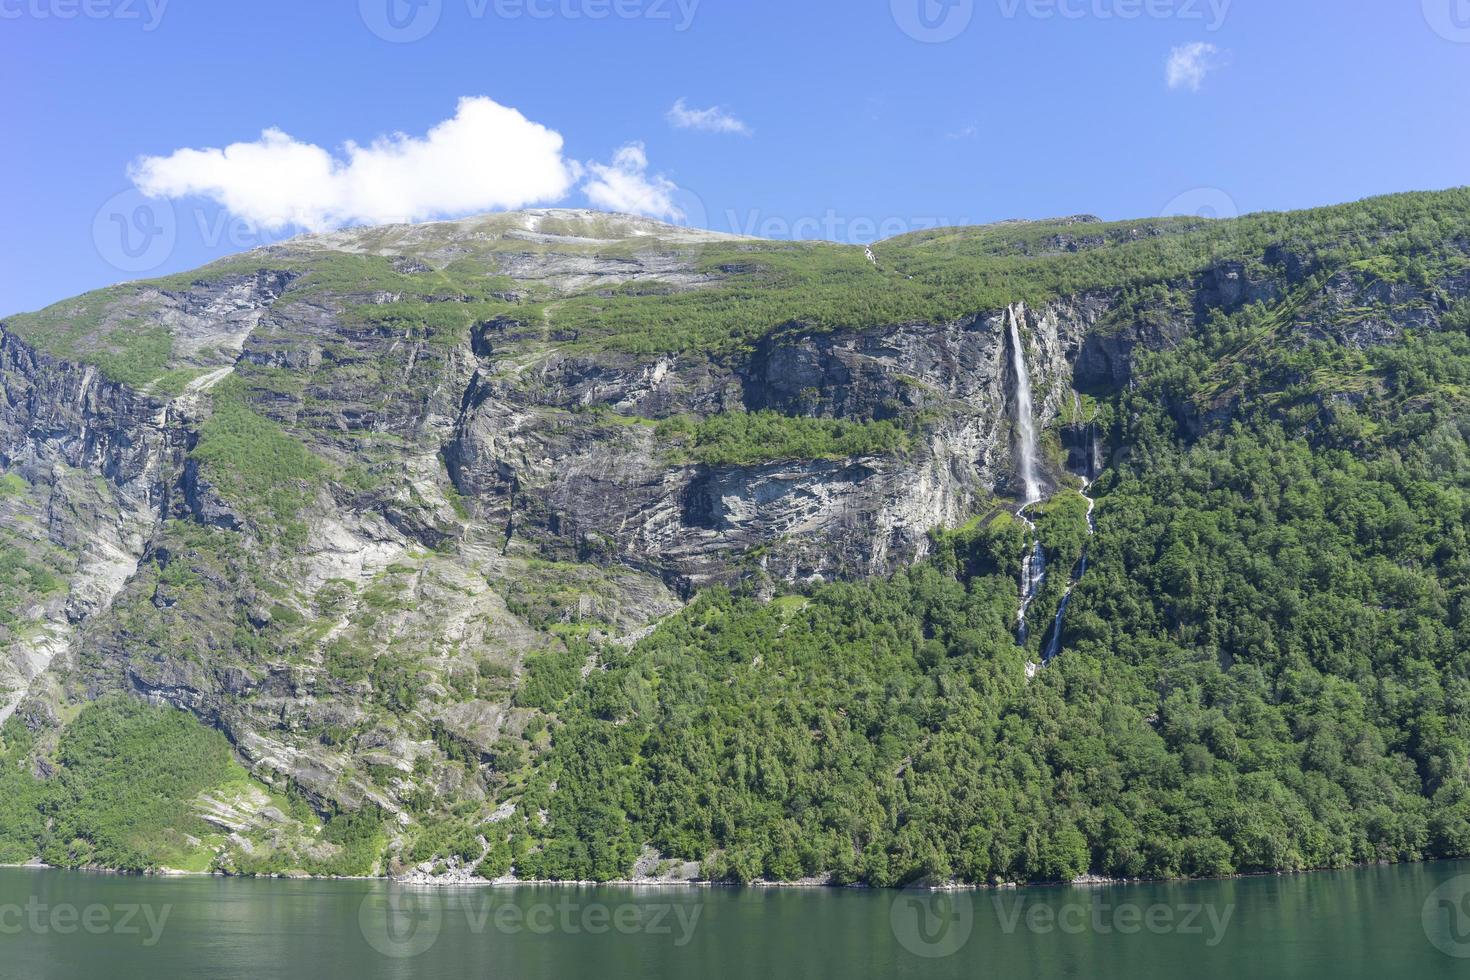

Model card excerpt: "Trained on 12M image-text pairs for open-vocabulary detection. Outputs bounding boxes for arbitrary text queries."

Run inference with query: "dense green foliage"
[657,411,916,466]
[0,698,244,871]
[508,277,1470,885]
[0,698,389,876]
[6,189,1470,885]
[539,189,1470,356]
[0,722,48,864]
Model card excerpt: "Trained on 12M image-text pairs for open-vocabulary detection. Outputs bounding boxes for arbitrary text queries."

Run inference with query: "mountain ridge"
[1,188,1468,883]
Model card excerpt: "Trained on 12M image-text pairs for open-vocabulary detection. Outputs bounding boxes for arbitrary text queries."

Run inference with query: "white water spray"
[1041,478,1097,664]
[1008,307,1041,504]
[1009,305,1047,644]
[1017,537,1046,644]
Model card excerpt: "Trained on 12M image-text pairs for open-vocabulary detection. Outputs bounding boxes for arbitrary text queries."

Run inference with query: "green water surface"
[3,861,1470,978]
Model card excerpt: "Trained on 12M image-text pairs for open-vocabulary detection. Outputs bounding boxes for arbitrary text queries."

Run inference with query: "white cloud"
[666,98,751,136]
[129,96,581,232]
[1166,43,1224,92]
[581,143,683,221]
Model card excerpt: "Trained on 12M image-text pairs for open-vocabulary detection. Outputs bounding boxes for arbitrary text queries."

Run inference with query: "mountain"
[2,193,1469,883]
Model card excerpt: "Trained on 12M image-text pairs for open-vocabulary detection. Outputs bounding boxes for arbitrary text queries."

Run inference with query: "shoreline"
[4,856,1464,892]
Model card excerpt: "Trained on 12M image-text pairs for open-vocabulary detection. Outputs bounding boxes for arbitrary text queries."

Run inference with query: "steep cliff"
[2,191,1468,878]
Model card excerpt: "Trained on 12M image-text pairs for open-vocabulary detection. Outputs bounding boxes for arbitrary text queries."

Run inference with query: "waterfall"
[1003,308,1099,664]
[1008,307,1042,505]
[1040,478,1097,664]
[1008,305,1046,645]
[1041,577,1076,664]
[1071,390,1104,481]
[1017,537,1046,644]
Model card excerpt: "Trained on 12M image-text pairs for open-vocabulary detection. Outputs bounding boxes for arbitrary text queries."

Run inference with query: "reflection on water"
[2,861,1470,979]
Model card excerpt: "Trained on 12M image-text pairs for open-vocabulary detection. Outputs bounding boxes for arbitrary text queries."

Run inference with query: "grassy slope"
[0,697,387,875]
[9,189,1469,380]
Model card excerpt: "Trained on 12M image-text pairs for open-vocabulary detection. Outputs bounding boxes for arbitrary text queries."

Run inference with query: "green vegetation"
[404,807,511,876]
[275,251,522,346]
[0,698,390,877]
[7,188,1470,885]
[0,697,243,871]
[0,533,66,628]
[539,242,889,355]
[191,377,332,545]
[505,265,1470,885]
[534,189,1470,356]
[223,798,387,878]
[657,411,916,466]
[3,249,519,389]
[514,641,593,711]
[86,326,175,390]
[40,698,246,871]
[11,189,1469,381]
[0,722,48,864]
[3,290,180,389]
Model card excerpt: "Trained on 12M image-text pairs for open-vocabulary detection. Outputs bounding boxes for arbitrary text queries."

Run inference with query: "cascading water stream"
[1008,308,1041,506]
[1005,309,1100,666]
[1017,536,1045,644]
[1008,306,1046,643]
[1041,479,1096,663]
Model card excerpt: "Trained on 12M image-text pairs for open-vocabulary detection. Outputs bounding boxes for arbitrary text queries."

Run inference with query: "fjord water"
[4,863,1470,979]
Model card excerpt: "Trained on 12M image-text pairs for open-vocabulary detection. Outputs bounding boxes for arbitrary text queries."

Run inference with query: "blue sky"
[2,0,1468,315]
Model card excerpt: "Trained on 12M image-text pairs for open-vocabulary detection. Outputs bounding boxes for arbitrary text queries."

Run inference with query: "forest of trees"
[4,191,1469,885]
[504,284,1470,885]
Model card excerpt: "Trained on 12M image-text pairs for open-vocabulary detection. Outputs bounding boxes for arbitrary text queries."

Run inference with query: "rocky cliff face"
[0,213,1188,742]
[4,203,1459,869]
[445,293,1121,589]
[0,332,169,724]
[0,212,1113,809]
